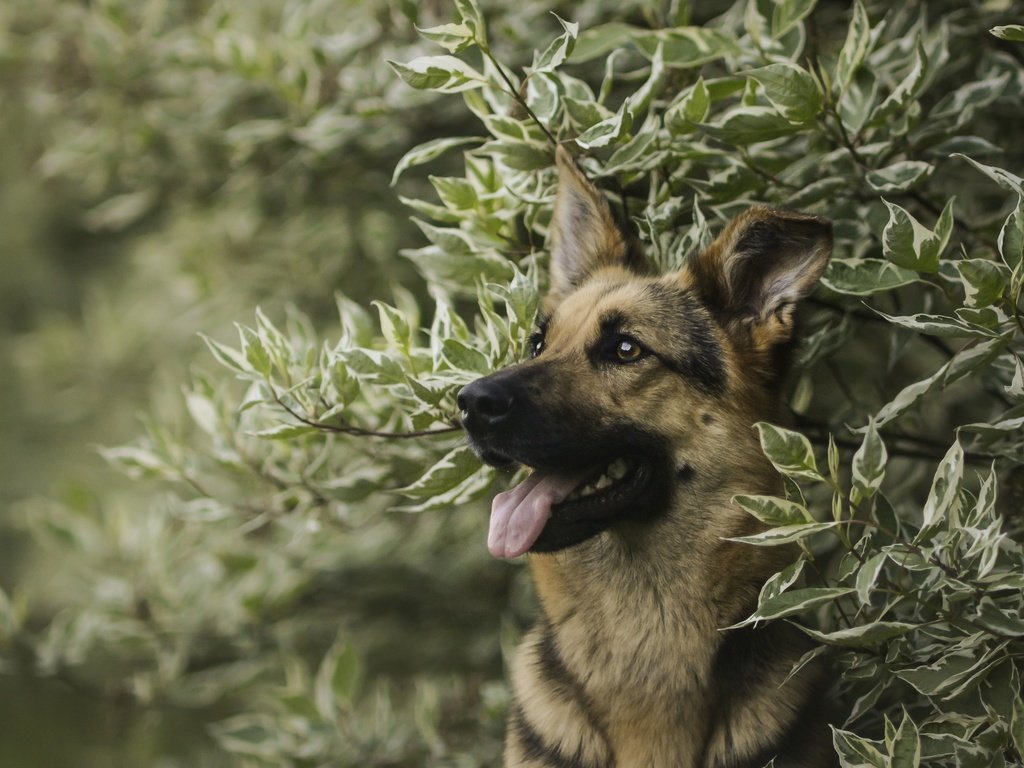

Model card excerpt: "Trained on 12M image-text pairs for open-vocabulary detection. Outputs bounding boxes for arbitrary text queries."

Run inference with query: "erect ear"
[547,146,644,300]
[688,206,832,348]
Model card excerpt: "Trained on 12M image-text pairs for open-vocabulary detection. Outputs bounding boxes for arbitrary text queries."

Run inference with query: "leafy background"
[2,0,1024,765]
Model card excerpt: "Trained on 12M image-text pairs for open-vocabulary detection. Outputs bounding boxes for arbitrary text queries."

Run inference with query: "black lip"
[469,430,673,554]
[530,458,664,553]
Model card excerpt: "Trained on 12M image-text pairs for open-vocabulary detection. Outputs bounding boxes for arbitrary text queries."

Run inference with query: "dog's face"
[460,148,832,559]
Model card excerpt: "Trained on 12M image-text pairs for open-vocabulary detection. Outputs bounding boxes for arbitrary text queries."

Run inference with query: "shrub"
[3,0,1024,765]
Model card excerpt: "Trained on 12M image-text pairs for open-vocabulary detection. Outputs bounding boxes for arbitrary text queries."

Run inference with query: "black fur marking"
[711,622,837,768]
[719,675,837,768]
[536,624,609,745]
[513,705,598,768]
[677,463,695,482]
[656,288,727,396]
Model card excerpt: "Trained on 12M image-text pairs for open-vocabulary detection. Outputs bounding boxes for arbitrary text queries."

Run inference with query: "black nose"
[457,377,514,431]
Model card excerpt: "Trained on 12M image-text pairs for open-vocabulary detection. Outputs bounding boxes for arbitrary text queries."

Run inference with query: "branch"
[273,394,461,440]
[479,44,558,147]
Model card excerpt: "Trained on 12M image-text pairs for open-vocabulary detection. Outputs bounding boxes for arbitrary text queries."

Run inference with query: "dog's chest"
[528,553,723,767]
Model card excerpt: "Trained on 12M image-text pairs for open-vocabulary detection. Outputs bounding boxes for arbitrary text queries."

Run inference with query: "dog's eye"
[528,332,545,358]
[614,337,644,363]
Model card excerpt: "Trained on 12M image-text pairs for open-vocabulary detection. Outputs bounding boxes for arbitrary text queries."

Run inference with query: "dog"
[458,147,836,768]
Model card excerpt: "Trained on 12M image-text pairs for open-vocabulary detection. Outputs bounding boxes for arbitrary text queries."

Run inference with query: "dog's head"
[459,148,832,558]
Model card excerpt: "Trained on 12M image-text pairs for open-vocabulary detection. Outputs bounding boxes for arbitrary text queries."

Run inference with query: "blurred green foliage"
[3,0,1024,765]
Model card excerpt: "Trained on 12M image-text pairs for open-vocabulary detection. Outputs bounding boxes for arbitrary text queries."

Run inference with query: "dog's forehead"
[546,272,708,342]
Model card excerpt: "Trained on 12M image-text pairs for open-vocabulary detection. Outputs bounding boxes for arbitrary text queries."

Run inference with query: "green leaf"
[533,14,578,71]
[744,587,854,623]
[866,161,932,193]
[954,259,1008,307]
[887,710,921,768]
[99,445,171,478]
[314,637,363,718]
[480,139,551,170]
[973,597,1024,637]
[416,22,475,53]
[389,56,486,93]
[574,98,633,149]
[875,338,1007,426]
[852,420,887,499]
[701,106,800,145]
[1012,681,1024,757]
[453,0,485,40]
[727,521,839,546]
[251,423,318,440]
[832,727,887,768]
[876,311,1001,339]
[755,423,822,480]
[953,154,1024,195]
[920,441,964,533]
[998,194,1024,271]
[666,77,710,132]
[0,586,16,639]
[563,96,613,130]
[855,552,888,605]
[896,650,991,696]
[771,0,818,39]
[821,258,919,295]
[200,333,252,375]
[571,23,739,67]
[373,301,413,353]
[743,62,822,123]
[211,715,283,758]
[399,445,481,500]
[733,494,814,525]
[391,136,482,185]
[396,465,494,513]
[799,621,916,648]
[881,199,952,273]
[759,559,806,603]
[991,25,1024,42]
[441,338,491,373]
[873,41,928,121]
[185,392,220,436]
[834,0,871,94]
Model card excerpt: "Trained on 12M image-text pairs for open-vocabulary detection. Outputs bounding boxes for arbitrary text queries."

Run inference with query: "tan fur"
[479,149,835,768]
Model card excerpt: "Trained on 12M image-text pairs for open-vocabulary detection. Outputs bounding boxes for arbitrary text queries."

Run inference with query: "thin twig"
[479,44,558,147]
[274,394,461,440]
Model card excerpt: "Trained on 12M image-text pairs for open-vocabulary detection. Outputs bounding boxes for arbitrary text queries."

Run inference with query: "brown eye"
[615,338,643,362]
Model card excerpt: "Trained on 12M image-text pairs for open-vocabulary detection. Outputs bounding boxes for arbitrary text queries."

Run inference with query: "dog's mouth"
[487,455,653,559]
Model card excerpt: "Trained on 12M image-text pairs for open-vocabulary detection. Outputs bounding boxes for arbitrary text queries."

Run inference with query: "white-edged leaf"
[743,62,822,123]
[733,494,814,525]
[852,420,887,498]
[389,56,486,94]
[391,136,482,185]
[920,441,964,533]
[755,423,822,480]
[399,445,481,500]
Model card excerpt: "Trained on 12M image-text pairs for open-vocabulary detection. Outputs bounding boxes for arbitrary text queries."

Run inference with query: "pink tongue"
[488,469,590,559]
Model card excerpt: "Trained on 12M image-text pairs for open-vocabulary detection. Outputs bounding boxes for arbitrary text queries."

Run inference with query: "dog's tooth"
[608,460,628,480]
[595,474,612,490]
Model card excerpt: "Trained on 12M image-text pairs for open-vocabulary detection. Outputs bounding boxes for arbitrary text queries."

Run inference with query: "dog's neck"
[525,477,797,767]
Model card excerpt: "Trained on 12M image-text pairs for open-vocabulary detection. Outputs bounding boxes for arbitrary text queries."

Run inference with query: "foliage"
[3,0,1024,765]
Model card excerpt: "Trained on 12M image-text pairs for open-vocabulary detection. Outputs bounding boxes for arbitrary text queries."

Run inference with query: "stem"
[479,44,558,147]
[274,393,461,440]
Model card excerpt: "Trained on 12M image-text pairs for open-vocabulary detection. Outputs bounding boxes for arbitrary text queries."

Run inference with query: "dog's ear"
[688,206,832,349]
[548,146,644,300]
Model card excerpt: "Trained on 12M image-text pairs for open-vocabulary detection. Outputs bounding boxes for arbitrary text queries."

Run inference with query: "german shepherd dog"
[458,148,836,768]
